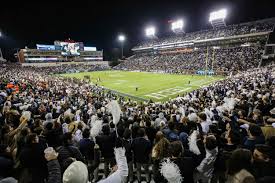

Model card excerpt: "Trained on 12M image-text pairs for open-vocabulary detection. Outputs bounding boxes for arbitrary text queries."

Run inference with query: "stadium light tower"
[145,26,156,38]
[171,19,185,33]
[209,8,227,28]
[118,34,125,59]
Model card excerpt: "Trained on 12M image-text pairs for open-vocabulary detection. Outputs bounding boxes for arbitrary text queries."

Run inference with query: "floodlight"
[209,9,227,22]
[145,26,155,37]
[0,31,2,37]
[118,35,125,42]
[171,19,184,31]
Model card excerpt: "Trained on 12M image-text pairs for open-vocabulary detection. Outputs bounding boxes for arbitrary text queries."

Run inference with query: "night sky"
[1,0,275,61]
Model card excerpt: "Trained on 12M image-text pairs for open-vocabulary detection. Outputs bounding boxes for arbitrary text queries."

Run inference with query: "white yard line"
[145,87,191,99]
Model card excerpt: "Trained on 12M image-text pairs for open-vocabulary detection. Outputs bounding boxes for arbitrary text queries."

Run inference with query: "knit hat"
[63,161,88,183]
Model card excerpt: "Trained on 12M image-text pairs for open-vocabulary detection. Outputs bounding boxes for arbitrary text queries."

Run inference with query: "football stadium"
[1,1,275,183]
[61,71,223,102]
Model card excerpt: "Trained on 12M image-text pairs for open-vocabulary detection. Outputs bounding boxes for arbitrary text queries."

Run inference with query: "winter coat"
[96,134,115,159]
[131,137,152,164]
[253,160,275,179]
[47,160,61,183]
[193,147,218,182]
[78,138,95,162]
[57,145,84,172]
[19,143,48,183]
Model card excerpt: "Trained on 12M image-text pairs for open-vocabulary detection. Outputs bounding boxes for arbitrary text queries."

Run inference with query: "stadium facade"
[17,39,105,67]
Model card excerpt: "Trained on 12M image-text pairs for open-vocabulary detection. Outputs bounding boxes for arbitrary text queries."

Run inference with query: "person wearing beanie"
[63,161,89,183]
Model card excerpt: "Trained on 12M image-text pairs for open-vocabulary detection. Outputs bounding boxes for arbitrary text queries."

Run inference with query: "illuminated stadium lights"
[209,9,227,28]
[145,26,156,37]
[209,9,227,22]
[118,35,125,42]
[118,34,126,59]
[171,19,184,31]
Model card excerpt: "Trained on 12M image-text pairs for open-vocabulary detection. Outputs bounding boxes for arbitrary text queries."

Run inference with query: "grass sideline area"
[60,71,224,102]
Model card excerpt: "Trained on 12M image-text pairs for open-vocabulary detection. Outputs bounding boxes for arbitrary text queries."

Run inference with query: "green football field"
[61,71,224,102]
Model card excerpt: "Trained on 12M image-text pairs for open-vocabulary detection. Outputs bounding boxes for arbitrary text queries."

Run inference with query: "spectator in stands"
[19,133,48,183]
[243,124,265,151]
[193,135,218,183]
[226,148,255,183]
[253,144,275,179]
[57,132,84,173]
[96,124,116,178]
[132,128,152,183]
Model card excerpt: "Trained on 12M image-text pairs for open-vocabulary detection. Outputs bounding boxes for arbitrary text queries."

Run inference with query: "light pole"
[118,35,125,59]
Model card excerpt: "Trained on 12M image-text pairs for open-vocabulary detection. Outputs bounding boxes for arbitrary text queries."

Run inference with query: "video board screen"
[55,42,80,56]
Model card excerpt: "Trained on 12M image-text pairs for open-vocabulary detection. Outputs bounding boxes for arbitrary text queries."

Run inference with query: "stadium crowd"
[23,64,110,74]
[133,19,274,49]
[0,62,275,183]
[115,46,262,73]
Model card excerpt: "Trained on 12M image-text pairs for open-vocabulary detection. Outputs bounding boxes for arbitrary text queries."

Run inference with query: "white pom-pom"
[204,108,214,119]
[223,97,236,110]
[188,130,201,155]
[160,158,183,183]
[22,111,31,121]
[90,120,103,138]
[216,106,225,114]
[179,107,185,117]
[89,115,97,128]
[188,113,198,122]
[106,100,122,125]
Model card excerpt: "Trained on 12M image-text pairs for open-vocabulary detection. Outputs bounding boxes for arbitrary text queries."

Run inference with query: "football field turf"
[61,71,224,102]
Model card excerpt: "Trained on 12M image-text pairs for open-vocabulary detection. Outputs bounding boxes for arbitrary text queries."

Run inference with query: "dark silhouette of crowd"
[0,63,275,183]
